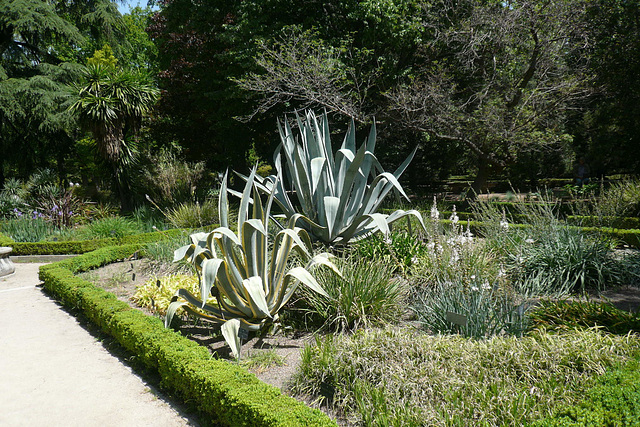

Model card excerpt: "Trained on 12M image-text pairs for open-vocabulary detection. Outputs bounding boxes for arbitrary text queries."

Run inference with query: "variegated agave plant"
[244,110,425,245]
[166,168,338,358]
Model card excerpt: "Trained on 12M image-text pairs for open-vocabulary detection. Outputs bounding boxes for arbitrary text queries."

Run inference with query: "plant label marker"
[446,311,468,327]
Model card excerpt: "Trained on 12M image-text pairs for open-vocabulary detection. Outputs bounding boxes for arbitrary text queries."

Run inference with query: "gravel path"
[0,262,197,427]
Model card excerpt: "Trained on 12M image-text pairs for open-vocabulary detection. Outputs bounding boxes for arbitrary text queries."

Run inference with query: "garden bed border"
[38,243,335,427]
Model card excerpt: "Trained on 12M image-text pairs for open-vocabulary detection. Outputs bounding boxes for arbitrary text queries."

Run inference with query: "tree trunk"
[470,158,490,197]
[111,163,133,214]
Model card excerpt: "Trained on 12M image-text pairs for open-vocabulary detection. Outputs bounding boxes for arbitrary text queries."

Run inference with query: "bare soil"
[77,259,314,392]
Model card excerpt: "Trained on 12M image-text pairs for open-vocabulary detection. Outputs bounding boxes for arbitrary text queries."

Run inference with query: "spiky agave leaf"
[241,110,424,245]
[165,167,338,358]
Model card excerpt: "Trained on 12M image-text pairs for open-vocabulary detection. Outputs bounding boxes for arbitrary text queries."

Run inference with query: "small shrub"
[130,204,168,232]
[410,211,500,290]
[515,229,622,295]
[473,194,628,295]
[352,230,427,270]
[587,177,640,222]
[133,274,200,315]
[140,149,206,208]
[532,358,640,427]
[36,188,81,228]
[295,256,406,332]
[164,199,219,228]
[81,216,143,239]
[144,233,190,264]
[0,178,29,216]
[412,279,528,338]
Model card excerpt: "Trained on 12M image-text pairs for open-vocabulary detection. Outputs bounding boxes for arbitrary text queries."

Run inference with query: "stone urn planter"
[0,247,15,278]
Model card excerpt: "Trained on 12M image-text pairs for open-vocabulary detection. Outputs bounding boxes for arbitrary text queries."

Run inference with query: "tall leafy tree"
[238,0,592,192]
[0,0,124,186]
[69,47,159,211]
[568,0,640,175]
[150,0,424,172]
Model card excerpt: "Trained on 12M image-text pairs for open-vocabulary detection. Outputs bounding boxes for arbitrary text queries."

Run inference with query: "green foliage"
[133,274,199,315]
[140,149,206,209]
[39,248,335,426]
[473,195,630,295]
[164,200,218,229]
[295,256,406,332]
[594,177,640,220]
[291,327,640,426]
[413,280,528,339]
[4,229,184,255]
[0,0,125,182]
[528,300,640,336]
[87,44,118,68]
[566,215,640,230]
[8,238,116,255]
[410,217,500,292]
[515,229,621,295]
[120,6,158,73]
[250,110,424,245]
[532,359,640,427]
[0,232,14,246]
[352,230,427,270]
[0,178,30,216]
[79,216,143,239]
[1,216,57,242]
[69,63,159,163]
[169,168,339,358]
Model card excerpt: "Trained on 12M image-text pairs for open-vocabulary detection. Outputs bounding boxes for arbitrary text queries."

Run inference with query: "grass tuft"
[291,327,640,426]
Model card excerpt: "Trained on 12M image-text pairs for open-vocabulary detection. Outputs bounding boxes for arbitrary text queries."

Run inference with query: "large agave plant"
[244,110,424,245]
[166,168,338,358]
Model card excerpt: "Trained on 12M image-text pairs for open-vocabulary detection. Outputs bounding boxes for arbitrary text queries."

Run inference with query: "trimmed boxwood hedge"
[39,244,336,427]
[566,215,640,230]
[6,228,190,255]
[412,214,640,249]
[531,359,640,426]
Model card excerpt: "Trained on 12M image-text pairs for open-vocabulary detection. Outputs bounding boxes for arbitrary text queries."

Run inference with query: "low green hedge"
[10,238,118,255]
[531,358,640,426]
[6,228,192,255]
[39,245,335,427]
[437,218,640,249]
[567,215,640,230]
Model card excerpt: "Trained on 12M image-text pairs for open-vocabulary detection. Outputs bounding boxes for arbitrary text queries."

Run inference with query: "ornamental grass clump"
[473,193,629,296]
[295,255,406,332]
[245,110,424,245]
[291,327,640,426]
[167,168,340,358]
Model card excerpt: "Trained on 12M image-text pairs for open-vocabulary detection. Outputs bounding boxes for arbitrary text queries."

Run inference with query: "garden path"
[0,262,197,427]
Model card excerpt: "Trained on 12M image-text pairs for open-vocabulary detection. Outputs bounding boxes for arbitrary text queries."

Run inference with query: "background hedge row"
[5,229,187,255]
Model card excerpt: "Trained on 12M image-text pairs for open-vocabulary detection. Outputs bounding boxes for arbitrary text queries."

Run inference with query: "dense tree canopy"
[152,0,636,191]
[0,0,125,186]
[2,0,639,198]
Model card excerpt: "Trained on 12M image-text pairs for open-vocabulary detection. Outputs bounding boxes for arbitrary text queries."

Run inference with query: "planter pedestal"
[0,247,15,278]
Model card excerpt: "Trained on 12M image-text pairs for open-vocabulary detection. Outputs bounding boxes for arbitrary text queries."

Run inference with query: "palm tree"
[69,63,158,210]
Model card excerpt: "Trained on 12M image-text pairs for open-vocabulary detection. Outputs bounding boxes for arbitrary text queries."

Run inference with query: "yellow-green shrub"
[133,274,200,315]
